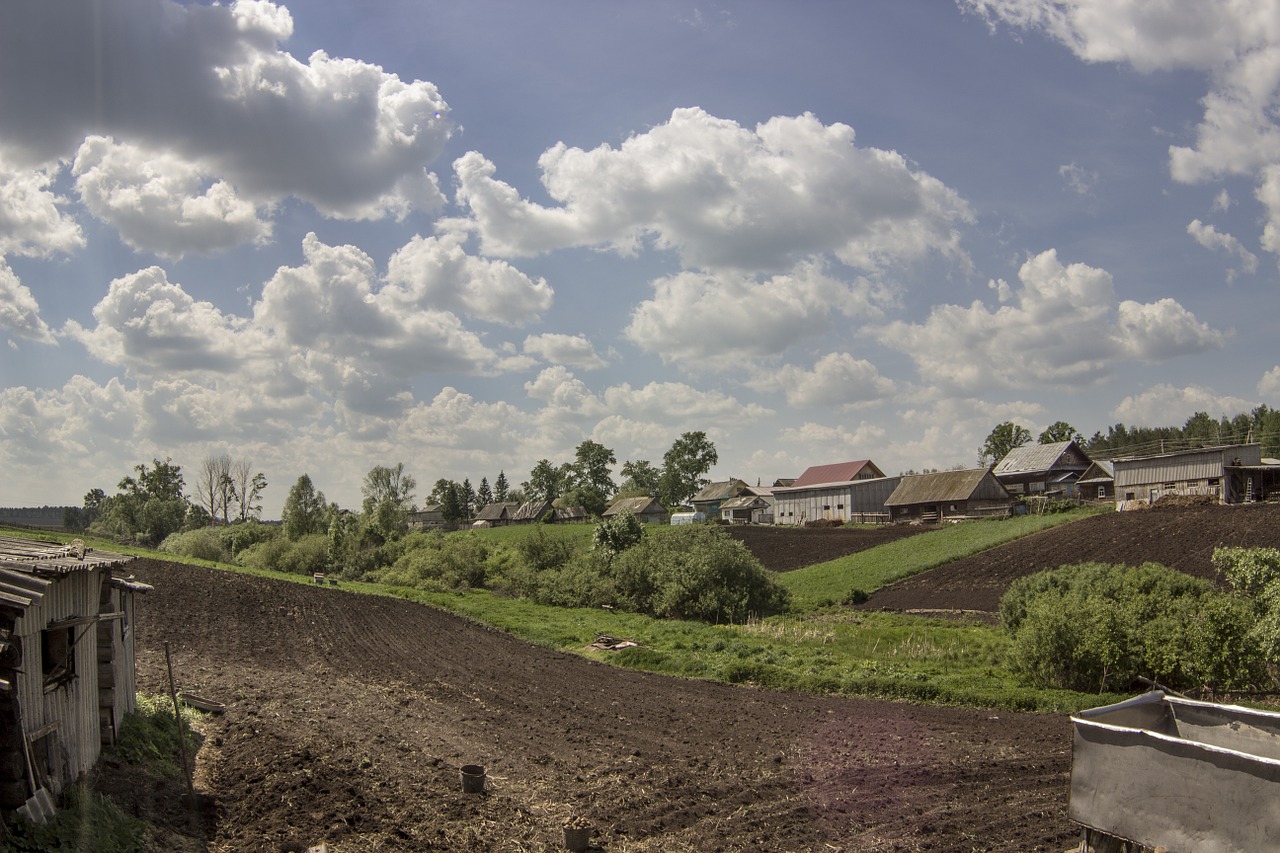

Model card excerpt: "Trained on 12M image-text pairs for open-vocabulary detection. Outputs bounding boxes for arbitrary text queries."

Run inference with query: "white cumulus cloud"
[0,0,452,252]
[1186,218,1258,279]
[0,260,55,344]
[1112,383,1256,425]
[870,248,1225,392]
[522,333,607,370]
[450,108,971,273]
[0,154,84,257]
[752,352,896,408]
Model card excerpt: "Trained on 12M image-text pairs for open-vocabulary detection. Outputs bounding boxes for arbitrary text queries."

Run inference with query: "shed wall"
[14,570,106,793]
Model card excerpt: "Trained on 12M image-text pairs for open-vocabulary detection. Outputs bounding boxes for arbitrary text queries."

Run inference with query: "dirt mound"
[112,558,1078,851]
[865,503,1280,614]
[727,523,928,573]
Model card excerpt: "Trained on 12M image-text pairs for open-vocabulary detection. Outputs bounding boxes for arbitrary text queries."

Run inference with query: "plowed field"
[120,558,1074,852]
[864,502,1280,613]
[107,503,1280,851]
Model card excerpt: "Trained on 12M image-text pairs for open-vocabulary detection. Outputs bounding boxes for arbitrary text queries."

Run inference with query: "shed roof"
[885,469,1009,506]
[791,460,883,488]
[1076,459,1115,484]
[0,535,137,613]
[993,441,1087,476]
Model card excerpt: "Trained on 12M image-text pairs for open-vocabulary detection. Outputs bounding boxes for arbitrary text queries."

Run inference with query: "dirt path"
[125,559,1076,852]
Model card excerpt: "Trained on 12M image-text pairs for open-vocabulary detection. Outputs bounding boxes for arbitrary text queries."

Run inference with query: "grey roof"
[473,501,519,521]
[0,535,138,612]
[719,495,770,511]
[1076,460,1115,484]
[993,440,1085,476]
[690,479,750,503]
[604,496,667,516]
[885,469,1009,506]
[511,499,553,521]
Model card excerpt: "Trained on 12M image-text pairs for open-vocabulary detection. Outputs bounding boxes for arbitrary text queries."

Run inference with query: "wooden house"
[884,469,1014,523]
[719,495,773,524]
[511,499,554,524]
[992,440,1091,496]
[689,480,754,519]
[1076,460,1115,502]
[1112,443,1276,506]
[0,536,148,812]
[407,504,445,530]
[603,497,670,525]
[471,501,520,527]
[772,460,896,525]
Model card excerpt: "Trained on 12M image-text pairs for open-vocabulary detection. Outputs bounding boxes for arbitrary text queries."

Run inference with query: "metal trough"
[1070,691,1280,852]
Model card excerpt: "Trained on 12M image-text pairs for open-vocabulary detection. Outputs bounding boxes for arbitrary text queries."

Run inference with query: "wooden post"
[163,642,195,805]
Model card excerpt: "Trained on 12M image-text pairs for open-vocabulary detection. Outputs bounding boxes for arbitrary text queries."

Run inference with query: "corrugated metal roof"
[885,469,1005,505]
[0,535,136,613]
[720,496,769,510]
[791,460,881,488]
[993,441,1083,476]
[474,501,519,521]
[0,535,135,574]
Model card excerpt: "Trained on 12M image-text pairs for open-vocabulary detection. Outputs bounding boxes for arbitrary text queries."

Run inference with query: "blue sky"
[2,0,1278,517]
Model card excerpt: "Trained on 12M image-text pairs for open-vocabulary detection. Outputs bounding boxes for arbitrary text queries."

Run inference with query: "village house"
[1112,443,1279,506]
[992,440,1091,497]
[772,460,898,525]
[0,536,149,817]
[883,468,1014,523]
[603,496,670,525]
[407,504,445,530]
[688,480,754,518]
[471,501,520,527]
[1075,460,1116,503]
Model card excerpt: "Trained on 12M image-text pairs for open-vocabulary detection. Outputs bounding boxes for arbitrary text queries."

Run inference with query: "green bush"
[159,527,230,563]
[612,525,789,623]
[1002,562,1265,695]
[516,527,579,572]
[375,532,491,590]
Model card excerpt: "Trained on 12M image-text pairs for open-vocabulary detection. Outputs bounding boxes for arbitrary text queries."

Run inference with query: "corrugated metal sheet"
[993,441,1084,476]
[1113,445,1260,488]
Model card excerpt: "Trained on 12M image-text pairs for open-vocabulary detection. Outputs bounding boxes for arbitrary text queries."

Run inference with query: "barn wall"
[774,477,900,525]
[14,569,107,793]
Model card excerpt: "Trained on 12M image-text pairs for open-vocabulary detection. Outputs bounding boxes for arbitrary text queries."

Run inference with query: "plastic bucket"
[459,764,486,793]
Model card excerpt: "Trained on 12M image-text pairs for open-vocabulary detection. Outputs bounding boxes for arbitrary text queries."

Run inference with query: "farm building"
[719,494,773,524]
[471,501,520,527]
[884,468,1014,522]
[1112,443,1279,506]
[511,499,553,523]
[407,504,445,530]
[1075,460,1115,502]
[689,480,755,519]
[772,460,897,525]
[603,496,670,525]
[992,440,1091,496]
[0,536,149,813]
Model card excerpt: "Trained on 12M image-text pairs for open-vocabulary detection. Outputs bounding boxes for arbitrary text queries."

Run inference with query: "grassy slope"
[778,507,1106,609]
[3,519,1120,713]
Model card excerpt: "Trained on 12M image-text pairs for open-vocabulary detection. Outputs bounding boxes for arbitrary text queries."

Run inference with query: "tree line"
[978,405,1280,468]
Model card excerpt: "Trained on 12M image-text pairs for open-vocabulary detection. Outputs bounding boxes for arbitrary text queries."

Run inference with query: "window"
[822,505,830,511]
[41,626,75,688]
[837,503,844,510]
[1097,486,1106,499]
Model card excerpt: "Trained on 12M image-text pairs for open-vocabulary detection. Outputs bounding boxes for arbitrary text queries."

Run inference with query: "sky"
[2,0,1280,518]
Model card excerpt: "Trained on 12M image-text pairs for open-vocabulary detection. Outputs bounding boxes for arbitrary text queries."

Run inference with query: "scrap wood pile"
[589,635,638,651]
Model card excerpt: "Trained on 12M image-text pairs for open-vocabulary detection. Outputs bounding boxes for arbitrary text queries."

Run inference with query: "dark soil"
[726,524,929,573]
[113,558,1076,852]
[96,505,1280,851]
[864,502,1280,614]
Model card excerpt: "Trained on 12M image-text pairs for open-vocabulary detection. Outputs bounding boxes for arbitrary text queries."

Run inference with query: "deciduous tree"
[979,422,1031,467]
[659,431,717,507]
